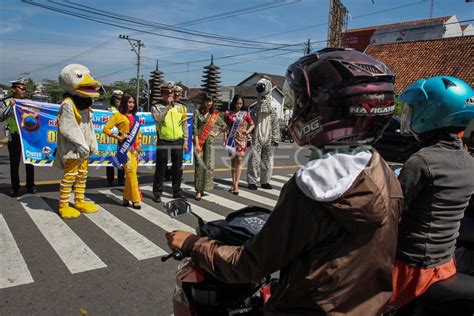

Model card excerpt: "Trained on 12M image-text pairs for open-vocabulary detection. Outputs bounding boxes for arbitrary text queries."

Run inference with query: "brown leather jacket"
[184,151,403,315]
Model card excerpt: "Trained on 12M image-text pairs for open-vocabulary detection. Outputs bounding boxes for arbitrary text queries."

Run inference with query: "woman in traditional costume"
[103,94,142,209]
[224,95,254,195]
[193,94,226,201]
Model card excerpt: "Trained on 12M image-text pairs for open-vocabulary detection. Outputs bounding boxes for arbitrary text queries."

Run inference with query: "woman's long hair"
[229,94,246,112]
[199,93,215,115]
[119,93,138,115]
[110,95,119,106]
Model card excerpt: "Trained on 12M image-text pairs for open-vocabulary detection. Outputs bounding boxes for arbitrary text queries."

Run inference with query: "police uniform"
[1,79,35,196]
[151,82,188,202]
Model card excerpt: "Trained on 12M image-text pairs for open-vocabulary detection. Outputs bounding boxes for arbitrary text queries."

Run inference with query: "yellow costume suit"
[103,112,142,203]
[55,64,101,219]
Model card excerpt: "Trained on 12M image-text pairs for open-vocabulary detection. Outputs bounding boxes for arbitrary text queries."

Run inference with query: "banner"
[13,100,193,167]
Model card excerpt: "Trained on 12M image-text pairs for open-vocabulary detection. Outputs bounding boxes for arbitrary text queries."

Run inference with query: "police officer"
[151,81,188,202]
[1,79,36,196]
[106,90,125,186]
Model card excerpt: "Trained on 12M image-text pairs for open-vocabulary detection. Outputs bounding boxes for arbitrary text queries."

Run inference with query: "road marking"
[221,178,282,198]
[19,196,107,274]
[11,166,300,187]
[211,182,276,208]
[140,186,224,222]
[82,203,167,260]
[179,183,248,210]
[0,215,34,289]
[99,189,195,233]
[272,175,292,183]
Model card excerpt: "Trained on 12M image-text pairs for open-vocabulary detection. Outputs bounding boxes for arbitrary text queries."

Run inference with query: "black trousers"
[8,133,35,191]
[153,139,183,196]
[106,166,124,184]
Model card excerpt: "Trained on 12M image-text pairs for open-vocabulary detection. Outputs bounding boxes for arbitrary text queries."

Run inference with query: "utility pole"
[304,39,312,55]
[119,34,145,104]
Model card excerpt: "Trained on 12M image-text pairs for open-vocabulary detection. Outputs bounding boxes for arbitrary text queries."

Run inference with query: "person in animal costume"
[247,77,279,190]
[54,64,101,219]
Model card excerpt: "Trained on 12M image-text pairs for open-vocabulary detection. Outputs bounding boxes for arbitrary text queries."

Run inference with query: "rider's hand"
[183,142,188,152]
[166,230,195,251]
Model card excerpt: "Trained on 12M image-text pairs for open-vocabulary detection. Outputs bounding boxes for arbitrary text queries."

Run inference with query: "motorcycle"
[163,195,474,316]
[392,211,474,316]
[162,199,275,316]
[280,124,293,143]
[389,165,474,316]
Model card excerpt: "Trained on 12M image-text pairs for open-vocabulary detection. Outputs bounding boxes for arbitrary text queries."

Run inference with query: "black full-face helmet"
[284,48,396,147]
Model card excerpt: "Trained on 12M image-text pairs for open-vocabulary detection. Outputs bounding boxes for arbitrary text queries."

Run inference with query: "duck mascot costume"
[247,77,280,190]
[54,64,100,219]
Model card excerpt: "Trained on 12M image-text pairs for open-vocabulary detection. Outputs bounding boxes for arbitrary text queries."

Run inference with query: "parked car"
[373,116,421,163]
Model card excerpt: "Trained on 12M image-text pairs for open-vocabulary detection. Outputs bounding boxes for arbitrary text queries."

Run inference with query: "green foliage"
[111,78,148,99]
[24,78,37,96]
[43,79,63,103]
[283,96,293,110]
[394,99,403,116]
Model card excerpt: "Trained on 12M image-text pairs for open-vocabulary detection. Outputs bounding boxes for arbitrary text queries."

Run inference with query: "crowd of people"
[1,47,474,314]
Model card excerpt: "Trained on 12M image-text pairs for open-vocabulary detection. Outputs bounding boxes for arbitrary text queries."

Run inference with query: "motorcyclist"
[391,76,474,307]
[167,48,403,315]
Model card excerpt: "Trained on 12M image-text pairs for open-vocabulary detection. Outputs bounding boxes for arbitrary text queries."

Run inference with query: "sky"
[0,0,473,88]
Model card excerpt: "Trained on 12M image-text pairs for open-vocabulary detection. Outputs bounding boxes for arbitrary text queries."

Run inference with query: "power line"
[25,0,301,49]
[61,0,301,47]
[252,0,427,39]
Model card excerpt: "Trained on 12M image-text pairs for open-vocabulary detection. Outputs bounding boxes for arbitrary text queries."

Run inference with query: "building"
[365,35,473,94]
[365,35,474,147]
[343,15,472,52]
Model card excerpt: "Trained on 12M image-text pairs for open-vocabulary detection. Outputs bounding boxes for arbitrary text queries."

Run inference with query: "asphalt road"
[0,136,303,315]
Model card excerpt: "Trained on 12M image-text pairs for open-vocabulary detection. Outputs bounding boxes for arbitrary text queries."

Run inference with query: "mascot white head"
[255,77,273,112]
[59,64,101,99]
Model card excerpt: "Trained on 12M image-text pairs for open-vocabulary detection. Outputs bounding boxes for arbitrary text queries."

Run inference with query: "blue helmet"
[399,76,474,136]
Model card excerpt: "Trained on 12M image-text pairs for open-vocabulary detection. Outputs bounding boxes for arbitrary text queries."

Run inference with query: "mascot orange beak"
[74,73,101,98]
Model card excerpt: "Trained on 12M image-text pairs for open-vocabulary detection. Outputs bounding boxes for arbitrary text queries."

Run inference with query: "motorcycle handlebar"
[161,250,184,262]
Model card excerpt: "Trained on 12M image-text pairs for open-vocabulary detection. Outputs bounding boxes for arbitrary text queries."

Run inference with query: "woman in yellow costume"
[103,93,142,209]
[54,64,101,219]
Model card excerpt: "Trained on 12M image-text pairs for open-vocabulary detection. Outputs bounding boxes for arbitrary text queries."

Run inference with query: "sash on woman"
[226,111,245,156]
[112,116,140,169]
[197,111,219,155]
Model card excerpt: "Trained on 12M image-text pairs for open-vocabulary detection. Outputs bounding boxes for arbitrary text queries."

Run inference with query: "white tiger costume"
[247,78,279,189]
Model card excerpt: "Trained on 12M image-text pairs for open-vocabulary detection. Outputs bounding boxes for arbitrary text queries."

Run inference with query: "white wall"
[444,16,462,38]
[462,24,474,36]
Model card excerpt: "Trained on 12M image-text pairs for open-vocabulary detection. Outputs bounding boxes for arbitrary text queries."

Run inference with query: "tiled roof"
[365,35,474,94]
[345,16,452,33]
[255,72,286,89]
[187,88,202,100]
[236,72,286,89]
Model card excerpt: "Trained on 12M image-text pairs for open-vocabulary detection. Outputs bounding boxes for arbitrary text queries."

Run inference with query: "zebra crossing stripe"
[222,178,281,198]
[272,175,292,182]
[83,204,167,260]
[19,196,107,274]
[212,182,276,208]
[98,189,195,233]
[140,186,224,222]
[179,183,248,210]
[0,215,34,289]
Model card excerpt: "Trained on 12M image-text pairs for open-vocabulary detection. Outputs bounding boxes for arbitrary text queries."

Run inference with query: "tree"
[24,78,37,96]
[394,99,403,116]
[43,79,63,103]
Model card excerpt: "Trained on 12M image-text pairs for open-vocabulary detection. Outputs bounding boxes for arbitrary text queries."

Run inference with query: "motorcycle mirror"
[164,198,192,218]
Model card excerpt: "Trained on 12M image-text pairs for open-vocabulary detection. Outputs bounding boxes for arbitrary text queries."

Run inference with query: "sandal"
[122,200,130,207]
[132,203,141,210]
[195,192,202,201]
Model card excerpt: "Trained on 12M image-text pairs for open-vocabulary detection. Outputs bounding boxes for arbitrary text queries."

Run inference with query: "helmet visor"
[400,102,414,136]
